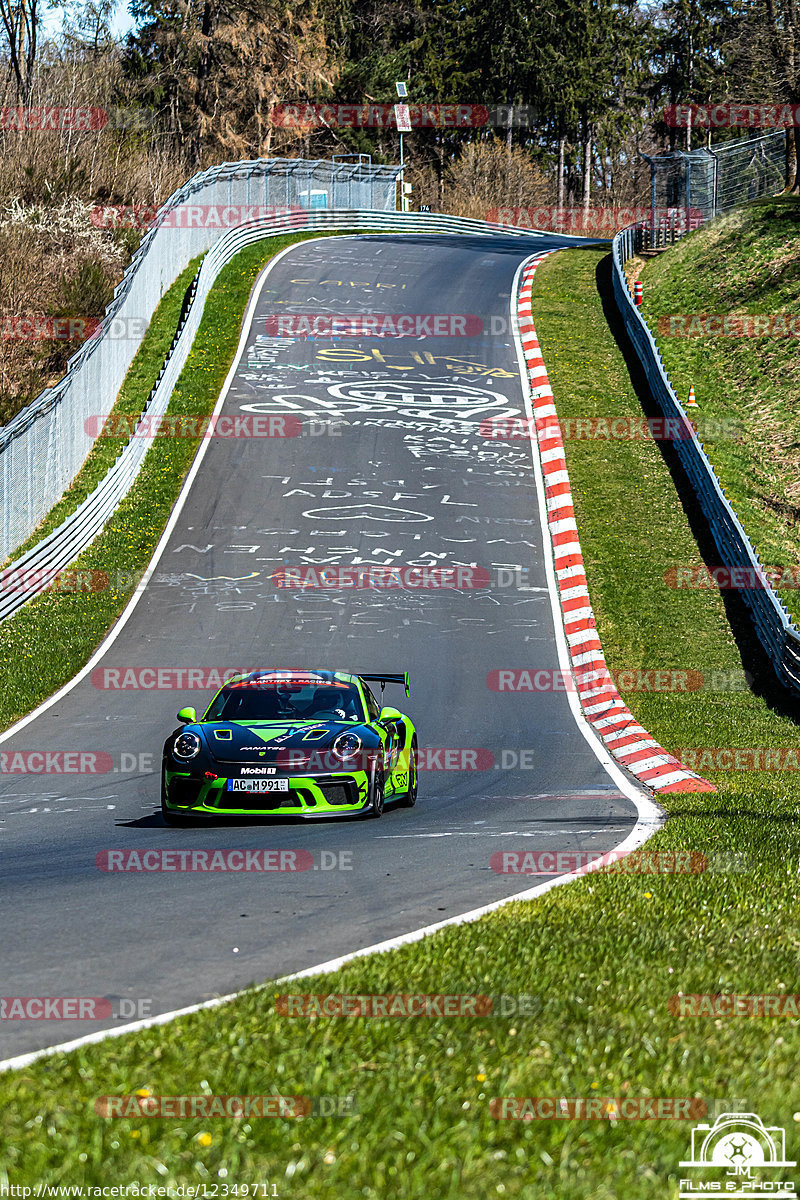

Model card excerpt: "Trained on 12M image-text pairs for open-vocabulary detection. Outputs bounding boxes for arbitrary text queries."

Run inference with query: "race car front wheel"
[365,765,385,818]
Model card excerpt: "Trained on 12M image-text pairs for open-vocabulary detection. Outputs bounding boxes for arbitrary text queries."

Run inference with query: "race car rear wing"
[358,672,410,698]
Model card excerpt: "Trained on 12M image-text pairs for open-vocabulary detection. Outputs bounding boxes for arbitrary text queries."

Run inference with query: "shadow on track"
[595,252,800,726]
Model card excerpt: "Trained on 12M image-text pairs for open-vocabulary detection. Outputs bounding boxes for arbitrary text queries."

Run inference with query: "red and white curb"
[517,253,714,794]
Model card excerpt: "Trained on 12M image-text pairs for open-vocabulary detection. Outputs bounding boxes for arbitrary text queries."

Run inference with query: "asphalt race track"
[0,232,645,1058]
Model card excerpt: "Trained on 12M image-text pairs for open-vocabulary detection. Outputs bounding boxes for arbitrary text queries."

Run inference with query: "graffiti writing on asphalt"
[161,276,544,632]
[239,375,520,423]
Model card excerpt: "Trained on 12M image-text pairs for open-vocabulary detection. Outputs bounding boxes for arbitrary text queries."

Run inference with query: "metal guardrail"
[0,208,549,624]
[613,223,800,693]
[0,158,402,561]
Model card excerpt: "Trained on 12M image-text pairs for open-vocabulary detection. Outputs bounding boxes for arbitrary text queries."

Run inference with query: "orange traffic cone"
[686,386,698,408]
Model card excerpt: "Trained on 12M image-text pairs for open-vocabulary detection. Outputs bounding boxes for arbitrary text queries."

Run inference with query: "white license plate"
[226,778,289,793]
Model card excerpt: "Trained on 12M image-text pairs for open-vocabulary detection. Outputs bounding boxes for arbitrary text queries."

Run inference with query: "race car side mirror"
[379,706,403,722]
[177,707,197,724]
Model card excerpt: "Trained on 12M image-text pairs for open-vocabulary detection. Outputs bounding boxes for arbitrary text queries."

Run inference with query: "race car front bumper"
[163,767,372,818]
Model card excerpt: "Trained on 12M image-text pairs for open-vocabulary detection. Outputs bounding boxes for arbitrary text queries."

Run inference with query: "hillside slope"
[639,198,800,620]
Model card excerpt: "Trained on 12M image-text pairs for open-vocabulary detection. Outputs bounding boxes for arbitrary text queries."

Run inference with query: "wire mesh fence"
[0,157,402,563]
[643,131,787,231]
[712,133,786,213]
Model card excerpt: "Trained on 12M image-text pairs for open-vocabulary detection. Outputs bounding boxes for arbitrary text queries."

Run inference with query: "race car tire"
[365,764,385,819]
[397,738,418,807]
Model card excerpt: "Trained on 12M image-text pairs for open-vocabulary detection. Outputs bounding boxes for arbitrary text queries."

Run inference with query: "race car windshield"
[204,680,365,723]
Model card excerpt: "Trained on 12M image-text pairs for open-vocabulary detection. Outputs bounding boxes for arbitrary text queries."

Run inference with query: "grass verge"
[2,247,800,1197]
[0,231,347,730]
[638,198,800,623]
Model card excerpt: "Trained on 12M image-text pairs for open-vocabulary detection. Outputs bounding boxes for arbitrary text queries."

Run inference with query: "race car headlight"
[331,732,362,762]
[173,731,202,760]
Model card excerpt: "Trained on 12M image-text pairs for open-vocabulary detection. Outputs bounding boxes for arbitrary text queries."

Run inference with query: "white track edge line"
[0,242,663,1075]
[0,840,649,1075]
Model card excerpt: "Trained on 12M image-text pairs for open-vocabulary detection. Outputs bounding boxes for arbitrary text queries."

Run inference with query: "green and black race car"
[161,669,418,823]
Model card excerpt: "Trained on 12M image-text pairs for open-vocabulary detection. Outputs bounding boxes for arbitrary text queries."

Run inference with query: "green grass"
[3,246,800,1197]
[638,198,800,623]
[0,231,348,731]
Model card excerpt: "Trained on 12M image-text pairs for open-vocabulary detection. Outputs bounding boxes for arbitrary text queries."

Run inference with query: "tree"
[725,0,800,189]
[125,0,336,165]
[652,0,734,150]
[0,0,39,100]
